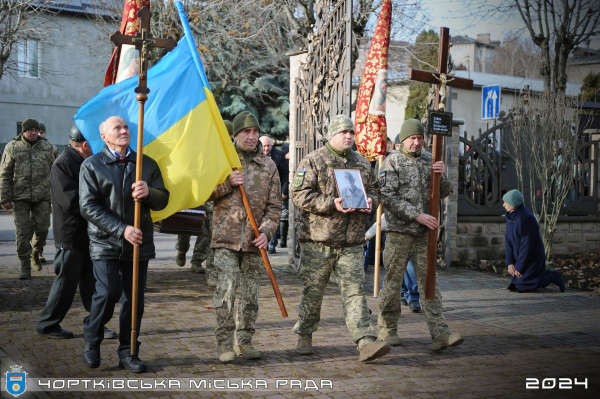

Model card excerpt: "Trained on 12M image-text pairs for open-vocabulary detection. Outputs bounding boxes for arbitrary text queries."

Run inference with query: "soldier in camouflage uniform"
[208,111,281,362]
[290,114,391,362]
[0,118,56,279]
[379,119,463,351]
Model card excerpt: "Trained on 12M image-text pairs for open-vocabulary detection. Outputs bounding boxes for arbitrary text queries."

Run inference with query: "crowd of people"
[0,113,565,373]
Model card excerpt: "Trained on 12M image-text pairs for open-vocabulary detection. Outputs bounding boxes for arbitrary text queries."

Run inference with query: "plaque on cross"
[408,27,473,300]
[110,7,176,95]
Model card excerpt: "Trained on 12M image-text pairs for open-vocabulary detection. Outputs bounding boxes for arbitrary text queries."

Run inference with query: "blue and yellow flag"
[74,3,241,222]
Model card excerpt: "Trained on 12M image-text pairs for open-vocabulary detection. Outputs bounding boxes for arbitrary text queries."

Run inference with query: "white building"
[448,70,583,140]
[451,34,500,73]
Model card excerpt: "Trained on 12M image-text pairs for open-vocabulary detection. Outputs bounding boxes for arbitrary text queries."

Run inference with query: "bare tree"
[508,89,588,259]
[0,0,56,81]
[277,0,427,74]
[458,0,600,94]
[490,35,542,78]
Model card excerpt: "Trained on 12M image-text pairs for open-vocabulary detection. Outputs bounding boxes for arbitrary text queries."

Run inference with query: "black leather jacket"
[79,146,169,261]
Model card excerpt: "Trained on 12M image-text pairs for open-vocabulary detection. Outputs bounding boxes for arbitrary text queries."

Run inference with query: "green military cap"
[21,118,40,133]
[232,111,260,137]
[224,120,234,137]
[398,118,424,144]
[39,122,46,133]
[394,134,400,145]
[327,115,354,139]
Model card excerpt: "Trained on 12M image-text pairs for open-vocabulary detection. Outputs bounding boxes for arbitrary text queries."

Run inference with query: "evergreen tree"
[580,72,600,102]
[404,29,439,121]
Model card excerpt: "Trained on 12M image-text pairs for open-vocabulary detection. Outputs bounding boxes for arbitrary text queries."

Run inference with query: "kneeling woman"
[503,190,565,293]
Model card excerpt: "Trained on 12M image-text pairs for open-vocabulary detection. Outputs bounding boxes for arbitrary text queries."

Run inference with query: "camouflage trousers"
[293,242,377,345]
[379,232,450,340]
[213,248,262,347]
[176,212,215,278]
[13,200,51,259]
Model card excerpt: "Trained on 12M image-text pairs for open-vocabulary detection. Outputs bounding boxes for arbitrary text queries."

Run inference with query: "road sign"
[482,84,501,120]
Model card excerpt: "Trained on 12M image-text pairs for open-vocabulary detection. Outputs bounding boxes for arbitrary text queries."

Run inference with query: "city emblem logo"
[5,365,27,397]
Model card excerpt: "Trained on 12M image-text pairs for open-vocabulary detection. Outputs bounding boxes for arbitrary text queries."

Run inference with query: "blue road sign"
[482,84,501,120]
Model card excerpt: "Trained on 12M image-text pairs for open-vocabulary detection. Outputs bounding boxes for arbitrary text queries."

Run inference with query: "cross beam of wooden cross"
[109,7,176,355]
[110,7,176,95]
[408,27,473,300]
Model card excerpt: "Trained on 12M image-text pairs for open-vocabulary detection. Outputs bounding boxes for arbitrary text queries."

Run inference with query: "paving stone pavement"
[1,233,599,399]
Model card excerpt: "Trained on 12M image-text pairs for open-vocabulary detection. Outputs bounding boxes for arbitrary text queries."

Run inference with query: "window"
[17,39,40,78]
[486,49,492,58]
[478,49,482,58]
[17,122,22,135]
[452,92,458,100]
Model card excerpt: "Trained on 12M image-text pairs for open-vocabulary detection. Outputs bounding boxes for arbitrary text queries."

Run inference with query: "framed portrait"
[333,169,369,209]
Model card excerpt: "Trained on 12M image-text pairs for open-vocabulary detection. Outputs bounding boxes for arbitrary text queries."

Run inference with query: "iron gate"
[289,0,353,263]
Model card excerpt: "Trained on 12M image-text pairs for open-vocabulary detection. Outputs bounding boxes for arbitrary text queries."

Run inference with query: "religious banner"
[354,0,392,161]
[104,0,150,86]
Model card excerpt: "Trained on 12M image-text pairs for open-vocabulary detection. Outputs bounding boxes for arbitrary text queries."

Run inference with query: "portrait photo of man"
[335,169,368,209]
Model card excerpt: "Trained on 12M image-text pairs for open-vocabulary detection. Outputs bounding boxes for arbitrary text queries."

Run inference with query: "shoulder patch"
[379,171,386,187]
[293,169,306,189]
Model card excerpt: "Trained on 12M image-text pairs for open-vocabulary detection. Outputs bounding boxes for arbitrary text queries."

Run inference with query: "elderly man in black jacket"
[79,116,169,373]
[35,126,117,340]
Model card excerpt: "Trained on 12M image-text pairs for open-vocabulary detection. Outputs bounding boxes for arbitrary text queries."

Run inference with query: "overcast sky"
[416,0,600,49]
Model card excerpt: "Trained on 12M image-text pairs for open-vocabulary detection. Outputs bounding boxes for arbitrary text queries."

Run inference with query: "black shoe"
[37,328,74,339]
[82,343,101,369]
[119,355,147,373]
[401,298,408,306]
[277,241,287,248]
[104,327,117,339]
[267,245,276,254]
[409,301,421,313]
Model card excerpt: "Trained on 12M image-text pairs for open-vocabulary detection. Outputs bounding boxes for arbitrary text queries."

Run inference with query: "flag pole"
[236,170,288,317]
[130,93,147,355]
[175,2,286,316]
[373,155,384,297]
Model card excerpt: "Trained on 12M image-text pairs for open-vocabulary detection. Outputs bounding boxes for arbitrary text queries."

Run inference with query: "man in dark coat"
[259,134,289,253]
[503,190,565,292]
[35,126,117,340]
[79,116,169,372]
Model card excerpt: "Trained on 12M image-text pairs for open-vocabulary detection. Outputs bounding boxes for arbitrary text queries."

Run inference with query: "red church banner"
[104,0,150,87]
[354,0,392,161]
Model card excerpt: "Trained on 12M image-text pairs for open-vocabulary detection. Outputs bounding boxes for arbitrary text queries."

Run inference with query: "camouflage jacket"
[0,135,56,204]
[209,143,282,253]
[291,145,380,248]
[380,148,450,236]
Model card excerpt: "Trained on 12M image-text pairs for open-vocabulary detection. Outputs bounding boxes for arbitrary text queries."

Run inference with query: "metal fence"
[458,111,599,217]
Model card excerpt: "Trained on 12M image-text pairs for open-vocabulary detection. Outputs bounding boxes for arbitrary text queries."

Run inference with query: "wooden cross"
[109,7,176,355]
[110,7,176,95]
[408,27,473,300]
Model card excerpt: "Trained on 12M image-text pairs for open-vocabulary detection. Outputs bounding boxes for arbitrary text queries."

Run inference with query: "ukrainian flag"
[74,2,241,222]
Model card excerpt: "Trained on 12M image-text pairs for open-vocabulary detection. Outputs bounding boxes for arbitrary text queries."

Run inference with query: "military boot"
[175,251,186,266]
[358,340,391,362]
[19,258,31,280]
[432,332,464,351]
[31,251,43,271]
[236,344,262,360]
[190,261,205,274]
[217,345,237,363]
[377,329,403,346]
[296,334,314,355]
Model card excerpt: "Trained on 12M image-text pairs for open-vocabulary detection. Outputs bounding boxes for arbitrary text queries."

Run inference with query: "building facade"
[0,1,118,151]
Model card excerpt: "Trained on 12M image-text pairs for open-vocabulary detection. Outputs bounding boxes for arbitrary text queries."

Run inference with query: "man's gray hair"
[99,116,126,136]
